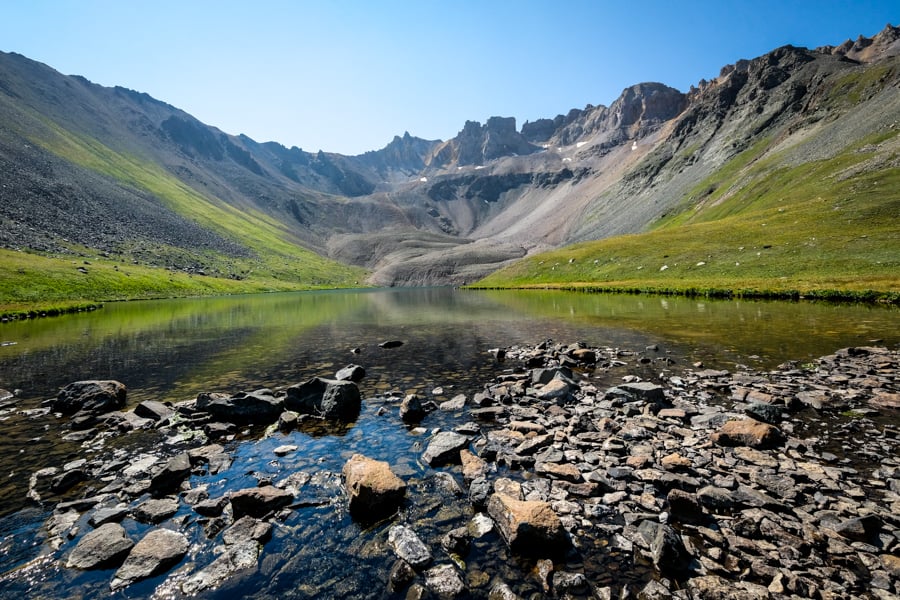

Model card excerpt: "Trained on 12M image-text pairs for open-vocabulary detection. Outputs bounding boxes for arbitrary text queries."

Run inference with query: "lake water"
[0,288,897,597]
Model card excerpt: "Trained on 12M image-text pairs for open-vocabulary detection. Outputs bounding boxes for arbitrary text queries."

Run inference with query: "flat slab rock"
[487,493,570,557]
[66,522,134,570]
[111,528,189,591]
[422,431,469,466]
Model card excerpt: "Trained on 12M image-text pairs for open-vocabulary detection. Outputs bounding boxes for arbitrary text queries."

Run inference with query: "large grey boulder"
[52,380,126,416]
[66,522,134,570]
[196,389,283,424]
[422,431,469,466]
[284,377,361,420]
[110,529,188,591]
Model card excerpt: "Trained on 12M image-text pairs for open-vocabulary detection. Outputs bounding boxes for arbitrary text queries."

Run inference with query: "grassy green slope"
[475,129,900,301]
[1,115,367,313]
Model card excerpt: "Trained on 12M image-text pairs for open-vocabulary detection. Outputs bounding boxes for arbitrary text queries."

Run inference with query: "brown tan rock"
[459,449,487,482]
[710,419,786,449]
[487,493,570,556]
[342,454,407,520]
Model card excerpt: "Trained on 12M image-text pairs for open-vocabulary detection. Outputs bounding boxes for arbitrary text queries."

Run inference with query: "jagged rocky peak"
[431,116,540,167]
[521,107,587,143]
[610,82,687,130]
[818,23,900,62]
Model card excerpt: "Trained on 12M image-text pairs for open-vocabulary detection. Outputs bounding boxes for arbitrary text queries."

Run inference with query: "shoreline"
[4,341,899,598]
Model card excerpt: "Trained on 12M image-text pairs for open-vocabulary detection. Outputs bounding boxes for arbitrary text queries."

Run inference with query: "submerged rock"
[388,524,433,570]
[181,541,261,595]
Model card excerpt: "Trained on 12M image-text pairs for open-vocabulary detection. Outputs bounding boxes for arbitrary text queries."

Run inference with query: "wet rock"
[400,394,427,423]
[379,340,404,349]
[133,497,179,524]
[284,377,361,421]
[134,400,174,421]
[194,495,229,517]
[52,380,127,416]
[424,563,467,599]
[88,506,129,527]
[342,454,407,521]
[110,529,188,591]
[149,452,191,495]
[230,485,294,519]
[487,493,570,556]
[277,410,301,431]
[422,431,469,466]
[181,541,261,595]
[711,419,786,449]
[468,476,492,509]
[273,444,298,456]
[441,526,470,556]
[335,364,366,382]
[223,516,272,546]
[388,559,416,592]
[196,389,283,424]
[66,522,134,570]
[489,582,521,599]
[553,571,589,595]
[440,394,467,411]
[388,524,432,570]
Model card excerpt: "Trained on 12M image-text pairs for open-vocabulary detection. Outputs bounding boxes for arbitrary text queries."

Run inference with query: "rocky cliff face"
[1,24,897,286]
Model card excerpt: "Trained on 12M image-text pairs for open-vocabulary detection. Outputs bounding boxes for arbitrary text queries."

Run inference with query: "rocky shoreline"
[8,342,900,598]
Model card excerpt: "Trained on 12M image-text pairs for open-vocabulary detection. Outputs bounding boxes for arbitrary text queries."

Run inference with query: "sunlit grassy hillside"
[475,130,900,302]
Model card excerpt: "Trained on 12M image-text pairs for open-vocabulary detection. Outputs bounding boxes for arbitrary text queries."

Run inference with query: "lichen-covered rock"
[342,454,407,520]
[388,524,432,570]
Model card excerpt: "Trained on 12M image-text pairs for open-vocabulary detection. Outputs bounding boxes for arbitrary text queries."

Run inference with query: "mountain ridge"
[1,24,898,305]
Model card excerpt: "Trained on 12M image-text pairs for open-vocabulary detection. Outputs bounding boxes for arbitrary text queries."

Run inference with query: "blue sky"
[1,1,896,155]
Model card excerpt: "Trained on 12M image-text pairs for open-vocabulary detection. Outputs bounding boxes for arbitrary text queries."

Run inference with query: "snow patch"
[576,141,587,148]
[419,177,428,182]
[631,141,638,151]
[562,157,572,163]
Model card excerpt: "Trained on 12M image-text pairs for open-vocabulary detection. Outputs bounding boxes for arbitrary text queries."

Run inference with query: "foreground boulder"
[487,493,570,556]
[196,389,283,424]
[52,380,126,416]
[66,522,134,570]
[284,377,361,420]
[110,529,189,591]
[342,454,407,521]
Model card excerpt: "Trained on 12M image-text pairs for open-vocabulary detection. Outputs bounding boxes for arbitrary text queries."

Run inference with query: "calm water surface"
[0,288,897,597]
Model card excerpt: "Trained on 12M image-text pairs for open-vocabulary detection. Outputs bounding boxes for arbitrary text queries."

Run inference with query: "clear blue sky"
[1,1,896,155]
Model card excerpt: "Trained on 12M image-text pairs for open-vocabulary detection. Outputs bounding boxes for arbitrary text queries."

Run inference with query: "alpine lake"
[0,287,897,599]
